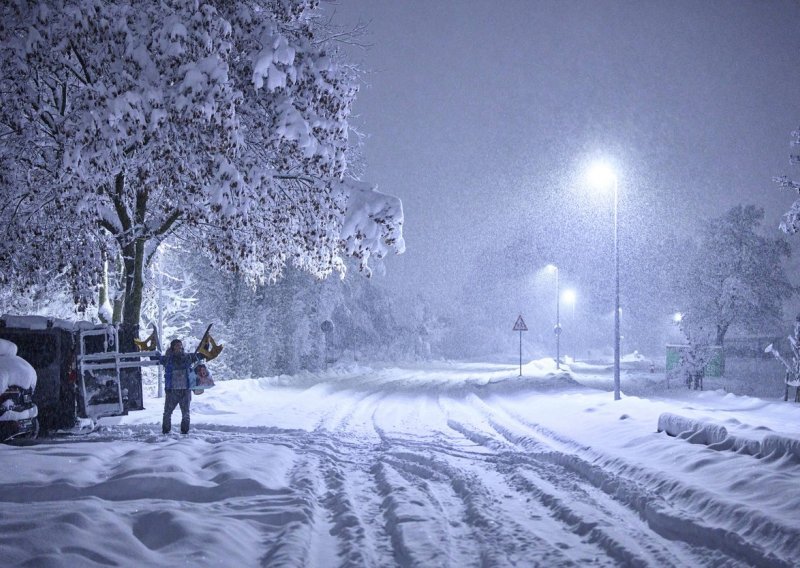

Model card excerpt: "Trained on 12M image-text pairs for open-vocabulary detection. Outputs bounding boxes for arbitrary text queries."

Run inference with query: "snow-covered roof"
[0,338,37,391]
[1,314,102,332]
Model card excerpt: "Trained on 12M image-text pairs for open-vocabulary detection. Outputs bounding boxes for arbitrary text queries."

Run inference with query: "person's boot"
[180,415,190,435]
[162,416,171,434]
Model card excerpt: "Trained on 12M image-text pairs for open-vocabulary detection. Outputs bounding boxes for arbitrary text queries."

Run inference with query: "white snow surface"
[0,338,16,357]
[0,338,36,392]
[1,357,799,567]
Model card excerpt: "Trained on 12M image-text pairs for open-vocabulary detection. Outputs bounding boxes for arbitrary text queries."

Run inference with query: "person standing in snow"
[157,338,205,434]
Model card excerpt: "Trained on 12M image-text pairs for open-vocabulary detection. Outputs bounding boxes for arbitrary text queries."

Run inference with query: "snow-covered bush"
[670,314,715,390]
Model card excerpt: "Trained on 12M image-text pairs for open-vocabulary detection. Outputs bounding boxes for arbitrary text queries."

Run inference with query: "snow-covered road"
[2,359,799,567]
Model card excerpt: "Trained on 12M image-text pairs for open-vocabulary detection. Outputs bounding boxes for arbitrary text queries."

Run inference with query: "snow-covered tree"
[776,126,800,235]
[765,316,800,402]
[670,313,715,390]
[0,0,403,343]
[671,205,794,346]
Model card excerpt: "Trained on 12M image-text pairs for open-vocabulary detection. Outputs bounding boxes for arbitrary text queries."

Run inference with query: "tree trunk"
[98,259,111,324]
[715,322,728,346]
[120,238,146,350]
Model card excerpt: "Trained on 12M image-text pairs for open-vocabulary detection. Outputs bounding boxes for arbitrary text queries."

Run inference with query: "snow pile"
[0,338,16,357]
[658,412,800,463]
[657,412,729,445]
[0,338,36,392]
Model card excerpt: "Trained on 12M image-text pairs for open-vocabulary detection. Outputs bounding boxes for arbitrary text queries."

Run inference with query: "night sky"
[328,1,800,324]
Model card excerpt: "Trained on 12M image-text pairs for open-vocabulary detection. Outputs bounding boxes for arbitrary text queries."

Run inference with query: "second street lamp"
[587,162,621,401]
[562,288,576,358]
[545,264,561,370]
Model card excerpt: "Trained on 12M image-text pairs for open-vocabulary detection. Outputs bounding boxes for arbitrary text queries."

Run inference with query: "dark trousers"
[162,389,191,434]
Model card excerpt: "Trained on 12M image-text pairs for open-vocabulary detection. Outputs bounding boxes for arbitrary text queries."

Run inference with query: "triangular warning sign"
[513,315,528,331]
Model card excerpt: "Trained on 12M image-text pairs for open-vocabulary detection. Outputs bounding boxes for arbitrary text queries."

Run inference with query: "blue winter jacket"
[159,351,205,390]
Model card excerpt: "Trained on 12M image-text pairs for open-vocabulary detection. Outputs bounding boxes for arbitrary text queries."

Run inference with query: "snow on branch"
[780,198,800,234]
[336,179,405,276]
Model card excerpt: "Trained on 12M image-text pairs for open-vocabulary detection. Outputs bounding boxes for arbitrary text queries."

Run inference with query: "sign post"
[513,315,528,376]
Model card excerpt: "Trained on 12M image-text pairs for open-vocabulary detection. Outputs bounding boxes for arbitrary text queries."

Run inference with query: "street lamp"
[561,288,576,362]
[545,264,561,369]
[587,162,621,401]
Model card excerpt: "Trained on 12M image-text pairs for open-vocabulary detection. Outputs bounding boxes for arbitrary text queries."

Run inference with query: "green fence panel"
[665,344,725,377]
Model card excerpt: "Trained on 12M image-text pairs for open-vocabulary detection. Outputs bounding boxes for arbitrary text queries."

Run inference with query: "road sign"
[513,315,528,376]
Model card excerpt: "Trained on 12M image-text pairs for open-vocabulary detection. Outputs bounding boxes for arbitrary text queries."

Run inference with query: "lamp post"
[588,162,621,401]
[545,264,561,369]
[562,289,576,359]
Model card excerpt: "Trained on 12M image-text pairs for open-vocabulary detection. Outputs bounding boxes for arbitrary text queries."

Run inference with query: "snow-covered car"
[0,338,38,442]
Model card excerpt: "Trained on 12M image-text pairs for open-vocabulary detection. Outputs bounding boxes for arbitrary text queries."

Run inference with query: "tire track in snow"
[255,452,324,567]
[368,408,469,566]
[372,458,467,567]
[383,443,612,567]
[369,399,609,567]
[461,393,794,567]
[440,401,662,567]
[316,440,395,567]
[310,388,377,435]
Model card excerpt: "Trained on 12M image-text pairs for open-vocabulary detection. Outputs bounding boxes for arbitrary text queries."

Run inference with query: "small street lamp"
[545,264,561,369]
[562,289,576,359]
[587,161,621,400]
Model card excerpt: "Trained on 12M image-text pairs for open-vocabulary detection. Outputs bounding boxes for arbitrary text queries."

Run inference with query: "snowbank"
[657,412,729,445]
[0,338,36,391]
[658,412,800,463]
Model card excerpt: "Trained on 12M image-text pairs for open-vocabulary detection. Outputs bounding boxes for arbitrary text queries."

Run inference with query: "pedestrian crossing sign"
[513,315,528,331]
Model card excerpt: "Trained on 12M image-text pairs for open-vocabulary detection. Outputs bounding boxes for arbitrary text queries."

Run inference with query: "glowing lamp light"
[587,162,617,189]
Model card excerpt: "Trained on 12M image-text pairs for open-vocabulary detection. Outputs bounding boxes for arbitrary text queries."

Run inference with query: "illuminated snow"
[1,358,798,566]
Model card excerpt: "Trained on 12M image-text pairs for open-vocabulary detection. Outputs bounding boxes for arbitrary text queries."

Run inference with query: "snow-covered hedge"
[658,412,800,463]
[761,434,800,461]
[657,412,728,445]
